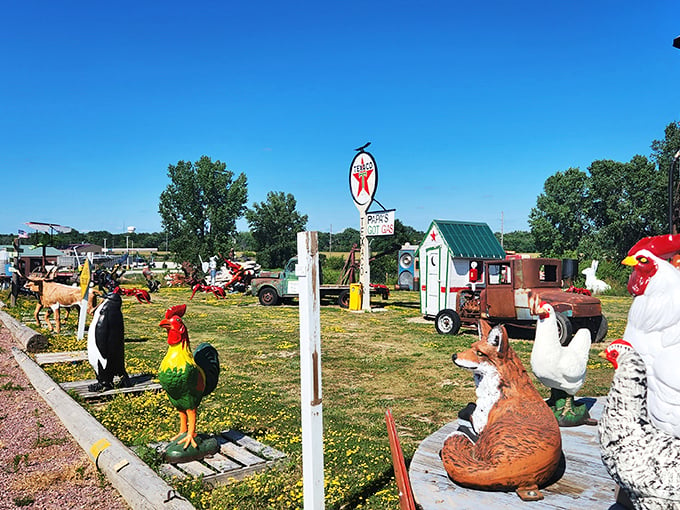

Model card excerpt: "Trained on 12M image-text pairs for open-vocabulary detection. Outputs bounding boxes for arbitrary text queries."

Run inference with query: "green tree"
[588,156,665,258]
[368,220,424,284]
[496,230,536,253]
[158,156,248,264]
[528,167,591,257]
[651,121,680,233]
[245,191,308,268]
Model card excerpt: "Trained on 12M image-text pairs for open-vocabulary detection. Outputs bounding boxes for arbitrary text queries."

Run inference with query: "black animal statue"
[87,289,131,391]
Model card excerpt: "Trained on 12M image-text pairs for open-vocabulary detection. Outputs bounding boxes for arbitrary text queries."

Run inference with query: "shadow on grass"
[125,337,151,343]
[330,464,399,510]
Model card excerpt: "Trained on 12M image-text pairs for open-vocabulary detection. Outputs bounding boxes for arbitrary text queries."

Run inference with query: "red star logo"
[353,157,373,196]
[430,231,436,241]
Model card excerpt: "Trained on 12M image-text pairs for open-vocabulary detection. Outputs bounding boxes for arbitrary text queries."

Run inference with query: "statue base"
[163,433,219,464]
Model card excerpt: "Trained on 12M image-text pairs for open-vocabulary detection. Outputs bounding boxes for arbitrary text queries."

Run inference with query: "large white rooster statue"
[622,234,680,438]
[529,295,593,426]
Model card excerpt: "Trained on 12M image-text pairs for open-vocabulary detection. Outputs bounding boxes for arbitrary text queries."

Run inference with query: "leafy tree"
[245,191,308,268]
[588,156,665,258]
[368,220,424,284]
[528,167,591,257]
[158,156,248,264]
[651,121,680,233]
[496,230,536,253]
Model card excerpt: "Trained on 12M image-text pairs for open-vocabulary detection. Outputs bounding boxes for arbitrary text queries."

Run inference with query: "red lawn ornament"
[385,409,416,510]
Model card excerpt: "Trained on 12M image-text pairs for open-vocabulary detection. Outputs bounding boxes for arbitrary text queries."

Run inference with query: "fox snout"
[452,353,457,363]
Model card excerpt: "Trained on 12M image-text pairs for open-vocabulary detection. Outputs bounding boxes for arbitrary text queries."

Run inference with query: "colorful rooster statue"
[158,304,220,462]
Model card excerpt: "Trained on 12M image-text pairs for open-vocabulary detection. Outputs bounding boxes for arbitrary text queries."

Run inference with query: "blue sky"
[2,1,680,238]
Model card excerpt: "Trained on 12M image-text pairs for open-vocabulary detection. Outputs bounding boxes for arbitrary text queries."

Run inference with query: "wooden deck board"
[409,397,626,509]
[157,429,287,487]
[35,350,88,365]
[60,374,162,399]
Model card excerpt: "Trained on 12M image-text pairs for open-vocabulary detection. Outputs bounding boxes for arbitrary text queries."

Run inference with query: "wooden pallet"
[35,350,88,365]
[60,374,162,399]
[157,429,287,487]
[409,397,627,509]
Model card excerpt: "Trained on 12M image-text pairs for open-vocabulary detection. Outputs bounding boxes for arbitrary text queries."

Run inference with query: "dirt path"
[0,324,128,509]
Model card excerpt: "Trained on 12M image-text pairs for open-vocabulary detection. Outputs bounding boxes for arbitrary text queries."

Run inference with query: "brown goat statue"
[23,269,97,333]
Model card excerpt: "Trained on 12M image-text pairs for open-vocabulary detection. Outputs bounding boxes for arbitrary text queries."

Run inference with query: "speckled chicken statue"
[158,304,220,462]
[621,234,680,438]
[599,340,680,509]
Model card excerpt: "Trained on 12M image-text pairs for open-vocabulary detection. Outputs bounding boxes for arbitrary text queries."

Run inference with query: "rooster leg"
[170,410,189,442]
[177,408,198,449]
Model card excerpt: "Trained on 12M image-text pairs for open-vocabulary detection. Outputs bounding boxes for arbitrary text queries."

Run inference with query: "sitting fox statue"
[441,321,563,501]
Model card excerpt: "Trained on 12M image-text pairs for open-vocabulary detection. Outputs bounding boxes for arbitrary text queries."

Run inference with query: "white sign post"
[349,148,378,311]
[297,231,324,509]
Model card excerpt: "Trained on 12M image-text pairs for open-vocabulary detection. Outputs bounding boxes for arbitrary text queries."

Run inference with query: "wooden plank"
[409,397,627,509]
[60,374,162,400]
[219,440,266,466]
[203,452,241,473]
[221,429,287,460]
[35,350,88,365]
[177,461,217,478]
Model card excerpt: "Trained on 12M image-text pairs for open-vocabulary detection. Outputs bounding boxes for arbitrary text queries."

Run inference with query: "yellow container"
[349,283,362,310]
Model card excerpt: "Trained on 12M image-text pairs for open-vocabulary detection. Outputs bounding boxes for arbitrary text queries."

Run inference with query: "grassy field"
[1,288,631,509]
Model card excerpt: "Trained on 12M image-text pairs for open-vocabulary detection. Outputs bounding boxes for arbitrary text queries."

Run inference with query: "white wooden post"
[359,211,371,311]
[297,231,325,509]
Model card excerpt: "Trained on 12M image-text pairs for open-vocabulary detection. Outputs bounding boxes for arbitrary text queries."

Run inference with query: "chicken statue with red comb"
[158,304,220,462]
[621,234,680,438]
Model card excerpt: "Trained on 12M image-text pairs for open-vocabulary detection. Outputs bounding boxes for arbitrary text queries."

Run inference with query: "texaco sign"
[349,150,378,212]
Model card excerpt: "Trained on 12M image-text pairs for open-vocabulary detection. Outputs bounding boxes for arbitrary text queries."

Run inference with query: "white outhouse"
[419,220,506,318]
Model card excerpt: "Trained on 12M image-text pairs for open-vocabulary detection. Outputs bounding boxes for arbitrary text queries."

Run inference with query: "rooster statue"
[529,295,594,427]
[622,234,680,438]
[158,304,220,461]
[599,340,680,509]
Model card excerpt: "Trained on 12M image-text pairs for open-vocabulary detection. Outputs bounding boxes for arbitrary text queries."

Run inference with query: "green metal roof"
[0,245,64,257]
[429,220,506,259]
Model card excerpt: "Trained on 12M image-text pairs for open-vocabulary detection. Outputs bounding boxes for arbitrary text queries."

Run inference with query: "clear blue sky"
[2,1,679,238]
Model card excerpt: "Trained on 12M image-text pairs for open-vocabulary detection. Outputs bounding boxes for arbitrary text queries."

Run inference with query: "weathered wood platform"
[157,429,287,487]
[409,397,626,509]
[35,350,88,365]
[60,374,162,399]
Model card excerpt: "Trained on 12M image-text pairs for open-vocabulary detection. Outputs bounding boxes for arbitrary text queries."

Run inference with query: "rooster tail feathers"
[165,304,187,320]
[193,343,220,396]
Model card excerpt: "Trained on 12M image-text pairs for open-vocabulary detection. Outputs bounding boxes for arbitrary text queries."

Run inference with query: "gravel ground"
[0,324,128,509]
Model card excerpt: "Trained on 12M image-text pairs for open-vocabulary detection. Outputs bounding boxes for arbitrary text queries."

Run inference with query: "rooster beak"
[621,256,637,267]
[159,318,171,329]
[598,350,607,359]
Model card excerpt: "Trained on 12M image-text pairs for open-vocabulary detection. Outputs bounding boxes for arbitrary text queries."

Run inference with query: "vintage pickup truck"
[250,256,390,308]
[430,257,607,345]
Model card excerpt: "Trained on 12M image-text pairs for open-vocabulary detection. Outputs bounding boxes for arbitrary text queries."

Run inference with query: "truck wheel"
[593,314,608,343]
[556,312,574,346]
[435,309,461,335]
[337,290,350,308]
[258,288,279,306]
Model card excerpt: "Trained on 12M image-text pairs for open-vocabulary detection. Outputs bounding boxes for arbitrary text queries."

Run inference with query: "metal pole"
[297,231,325,509]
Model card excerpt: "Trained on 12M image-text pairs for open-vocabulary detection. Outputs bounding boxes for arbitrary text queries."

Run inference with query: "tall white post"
[359,212,371,311]
[297,231,324,509]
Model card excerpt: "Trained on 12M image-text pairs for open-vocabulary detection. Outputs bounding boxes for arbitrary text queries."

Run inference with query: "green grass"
[1,288,626,509]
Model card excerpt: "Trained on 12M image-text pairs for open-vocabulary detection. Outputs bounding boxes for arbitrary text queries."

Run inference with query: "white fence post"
[297,231,325,509]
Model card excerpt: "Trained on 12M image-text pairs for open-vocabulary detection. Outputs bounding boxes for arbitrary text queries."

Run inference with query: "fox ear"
[487,324,509,356]
[478,319,492,340]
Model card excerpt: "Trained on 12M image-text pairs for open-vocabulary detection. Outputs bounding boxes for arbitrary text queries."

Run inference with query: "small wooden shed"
[419,220,505,318]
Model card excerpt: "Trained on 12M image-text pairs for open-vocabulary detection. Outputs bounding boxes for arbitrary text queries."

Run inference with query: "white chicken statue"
[599,340,680,510]
[622,234,680,438]
[529,295,594,426]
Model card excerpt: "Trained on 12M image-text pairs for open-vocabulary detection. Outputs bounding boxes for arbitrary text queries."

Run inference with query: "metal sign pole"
[297,231,325,509]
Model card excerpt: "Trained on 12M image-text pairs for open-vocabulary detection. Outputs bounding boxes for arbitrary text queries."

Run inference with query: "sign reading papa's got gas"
[366,209,395,236]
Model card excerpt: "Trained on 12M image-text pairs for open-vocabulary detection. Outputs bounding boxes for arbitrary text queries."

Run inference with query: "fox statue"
[440,321,563,501]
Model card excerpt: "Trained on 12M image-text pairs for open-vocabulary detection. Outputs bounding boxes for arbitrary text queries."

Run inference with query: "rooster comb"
[165,304,187,320]
[627,234,680,259]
